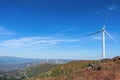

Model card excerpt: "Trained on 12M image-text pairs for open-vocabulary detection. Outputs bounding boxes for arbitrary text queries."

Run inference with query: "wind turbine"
[87,26,116,59]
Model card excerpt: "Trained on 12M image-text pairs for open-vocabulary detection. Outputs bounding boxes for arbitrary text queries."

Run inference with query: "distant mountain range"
[0,56,41,72]
[0,56,39,64]
[0,56,72,72]
[0,56,73,80]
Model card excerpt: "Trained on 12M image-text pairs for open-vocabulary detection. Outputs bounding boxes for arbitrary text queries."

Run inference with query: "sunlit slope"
[26,63,59,79]
[28,56,120,80]
[28,60,97,80]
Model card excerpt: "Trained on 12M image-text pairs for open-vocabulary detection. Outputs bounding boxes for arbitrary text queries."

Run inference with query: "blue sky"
[0,0,120,59]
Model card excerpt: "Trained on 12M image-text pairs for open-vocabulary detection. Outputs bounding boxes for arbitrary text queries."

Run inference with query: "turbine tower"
[87,26,116,59]
[102,26,105,59]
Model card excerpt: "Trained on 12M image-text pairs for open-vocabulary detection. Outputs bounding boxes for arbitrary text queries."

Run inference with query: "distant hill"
[0,56,38,64]
[0,56,72,80]
[28,56,120,80]
[0,63,60,80]
[0,56,72,72]
[0,56,41,71]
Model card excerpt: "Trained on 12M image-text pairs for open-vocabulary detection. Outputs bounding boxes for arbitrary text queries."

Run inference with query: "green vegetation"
[0,63,59,80]
[0,78,20,80]
[26,63,59,78]
[50,60,97,77]
[28,60,98,80]
[28,57,120,80]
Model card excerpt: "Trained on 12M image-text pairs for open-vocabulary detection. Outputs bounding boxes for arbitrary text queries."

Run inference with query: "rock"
[86,63,101,71]
[112,56,120,61]
[101,58,111,62]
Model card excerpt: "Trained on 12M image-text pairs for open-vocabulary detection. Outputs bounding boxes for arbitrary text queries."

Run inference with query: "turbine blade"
[86,30,101,36]
[105,31,116,42]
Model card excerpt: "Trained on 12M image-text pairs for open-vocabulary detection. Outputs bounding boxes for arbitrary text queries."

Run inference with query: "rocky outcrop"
[113,56,120,60]
[87,56,120,71]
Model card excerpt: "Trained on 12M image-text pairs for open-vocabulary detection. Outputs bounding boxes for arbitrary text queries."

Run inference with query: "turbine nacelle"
[100,29,105,32]
[101,26,105,32]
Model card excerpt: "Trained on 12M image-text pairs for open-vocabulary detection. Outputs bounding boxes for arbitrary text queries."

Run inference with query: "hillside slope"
[26,63,59,78]
[28,56,120,80]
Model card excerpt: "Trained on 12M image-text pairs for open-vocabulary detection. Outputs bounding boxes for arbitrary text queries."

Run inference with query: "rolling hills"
[0,56,71,71]
[28,56,120,80]
[0,56,71,80]
[0,56,120,80]
[0,56,41,71]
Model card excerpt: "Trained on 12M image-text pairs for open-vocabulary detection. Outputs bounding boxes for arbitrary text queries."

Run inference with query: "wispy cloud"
[0,37,78,49]
[93,4,117,15]
[61,28,80,32]
[0,26,15,35]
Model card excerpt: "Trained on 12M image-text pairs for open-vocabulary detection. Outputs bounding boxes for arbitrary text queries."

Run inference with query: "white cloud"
[0,26,15,35]
[0,37,78,49]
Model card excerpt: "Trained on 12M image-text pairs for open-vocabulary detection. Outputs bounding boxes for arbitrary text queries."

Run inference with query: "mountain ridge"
[28,56,120,80]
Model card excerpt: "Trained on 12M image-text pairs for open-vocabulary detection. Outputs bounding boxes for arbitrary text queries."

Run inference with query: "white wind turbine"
[87,26,116,59]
